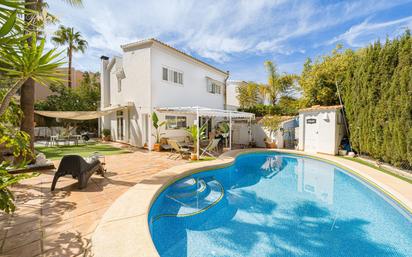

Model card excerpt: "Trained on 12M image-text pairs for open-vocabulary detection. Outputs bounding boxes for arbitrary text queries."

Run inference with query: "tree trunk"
[20,0,38,156]
[20,78,35,152]
[68,46,72,88]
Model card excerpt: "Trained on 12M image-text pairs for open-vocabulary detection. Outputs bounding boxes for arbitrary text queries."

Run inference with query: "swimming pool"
[149,152,412,257]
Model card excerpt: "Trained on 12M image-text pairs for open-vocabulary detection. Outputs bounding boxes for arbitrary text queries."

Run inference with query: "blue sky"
[47,0,412,83]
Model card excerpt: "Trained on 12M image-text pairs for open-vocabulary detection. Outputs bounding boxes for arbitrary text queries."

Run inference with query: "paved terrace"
[0,149,187,257]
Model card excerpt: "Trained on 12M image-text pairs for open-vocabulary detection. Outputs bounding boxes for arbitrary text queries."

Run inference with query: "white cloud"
[328,16,412,47]
[45,0,412,72]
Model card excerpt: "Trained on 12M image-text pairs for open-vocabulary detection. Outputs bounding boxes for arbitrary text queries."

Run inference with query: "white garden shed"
[297,105,345,155]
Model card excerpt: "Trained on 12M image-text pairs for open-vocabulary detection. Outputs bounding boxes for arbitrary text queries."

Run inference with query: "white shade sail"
[34,104,130,121]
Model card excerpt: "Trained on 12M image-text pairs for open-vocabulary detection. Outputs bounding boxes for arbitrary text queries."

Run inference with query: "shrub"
[102,129,111,137]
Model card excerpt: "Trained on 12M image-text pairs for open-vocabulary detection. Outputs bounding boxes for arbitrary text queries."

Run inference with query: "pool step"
[152,179,224,222]
[176,180,223,216]
[167,180,209,202]
[170,177,198,193]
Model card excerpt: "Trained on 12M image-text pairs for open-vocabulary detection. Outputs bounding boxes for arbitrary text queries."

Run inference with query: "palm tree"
[0,35,64,117]
[19,0,82,153]
[52,25,87,88]
[262,60,297,105]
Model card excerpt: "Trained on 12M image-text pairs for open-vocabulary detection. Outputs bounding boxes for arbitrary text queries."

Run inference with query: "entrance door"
[304,115,318,153]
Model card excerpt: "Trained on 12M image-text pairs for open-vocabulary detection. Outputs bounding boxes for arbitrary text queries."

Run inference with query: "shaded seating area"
[155,106,255,158]
[51,155,105,191]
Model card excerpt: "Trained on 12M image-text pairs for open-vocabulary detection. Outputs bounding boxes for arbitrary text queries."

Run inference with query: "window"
[162,67,183,85]
[178,72,183,84]
[207,79,222,94]
[166,115,187,129]
[162,67,168,81]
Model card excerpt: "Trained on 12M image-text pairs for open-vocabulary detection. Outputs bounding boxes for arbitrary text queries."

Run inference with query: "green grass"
[36,143,131,160]
[340,156,412,184]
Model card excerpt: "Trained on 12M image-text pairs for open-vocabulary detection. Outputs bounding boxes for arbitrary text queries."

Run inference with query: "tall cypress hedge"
[341,31,412,167]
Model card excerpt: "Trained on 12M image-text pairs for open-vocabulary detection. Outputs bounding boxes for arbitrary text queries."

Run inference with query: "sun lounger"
[200,138,220,158]
[51,155,104,191]
[168,139,191,159]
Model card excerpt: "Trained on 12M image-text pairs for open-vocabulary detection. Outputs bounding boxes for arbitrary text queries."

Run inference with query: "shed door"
[304,115,319,153]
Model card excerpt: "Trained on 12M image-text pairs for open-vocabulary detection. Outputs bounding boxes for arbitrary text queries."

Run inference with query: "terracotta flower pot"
[153,143,161,152]
[265,142,277,148]
[102,135,111,141]
[190,153,198,160]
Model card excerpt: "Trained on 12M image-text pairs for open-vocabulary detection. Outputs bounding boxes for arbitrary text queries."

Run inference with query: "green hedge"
[341,32,412,167]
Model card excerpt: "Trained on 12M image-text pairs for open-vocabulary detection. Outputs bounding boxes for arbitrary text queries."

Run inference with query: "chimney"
[100,56,110,109]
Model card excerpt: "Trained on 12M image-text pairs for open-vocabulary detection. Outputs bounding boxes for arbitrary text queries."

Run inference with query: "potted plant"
[259,115,282,149]
[152,112,166,152]
[102,129,111,141]
[218,122,230,149]
[186,124,206,160]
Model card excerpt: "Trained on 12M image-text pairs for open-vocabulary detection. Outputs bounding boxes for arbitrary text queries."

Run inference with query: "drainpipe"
[224,71,229,110]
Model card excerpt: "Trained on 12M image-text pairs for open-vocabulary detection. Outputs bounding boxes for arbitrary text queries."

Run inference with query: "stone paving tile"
[0,148,187,257]
[2,240,42,257]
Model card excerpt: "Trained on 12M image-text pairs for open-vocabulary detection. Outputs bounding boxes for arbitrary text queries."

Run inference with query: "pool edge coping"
[91,149,412,257]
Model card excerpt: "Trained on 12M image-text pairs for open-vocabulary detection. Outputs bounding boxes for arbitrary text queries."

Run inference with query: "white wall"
[226,81,246,110]
[102,48,152,146]
[254,118,298,149]
[150,45,226,109]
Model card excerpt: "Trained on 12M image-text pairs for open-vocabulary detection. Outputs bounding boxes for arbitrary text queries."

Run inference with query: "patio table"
[70,135,83,146]
[49,135,58,147]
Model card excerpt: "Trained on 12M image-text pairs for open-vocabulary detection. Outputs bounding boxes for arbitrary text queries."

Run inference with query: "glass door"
[117,111,124,141]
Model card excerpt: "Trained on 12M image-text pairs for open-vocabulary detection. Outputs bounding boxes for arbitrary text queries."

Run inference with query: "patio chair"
[200,138,221,158]
[51,155,104,191]
[168,139,191,159]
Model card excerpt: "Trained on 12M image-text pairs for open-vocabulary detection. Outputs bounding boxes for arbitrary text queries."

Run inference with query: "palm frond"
[60,0,83,7]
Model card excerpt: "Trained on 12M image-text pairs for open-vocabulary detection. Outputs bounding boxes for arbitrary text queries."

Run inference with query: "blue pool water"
[149,152,412,257]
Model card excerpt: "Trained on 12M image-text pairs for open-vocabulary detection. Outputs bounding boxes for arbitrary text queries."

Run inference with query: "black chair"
[51,155,104,191]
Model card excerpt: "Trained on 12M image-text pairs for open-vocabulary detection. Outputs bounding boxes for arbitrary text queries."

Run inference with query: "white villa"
[99,38,254,149]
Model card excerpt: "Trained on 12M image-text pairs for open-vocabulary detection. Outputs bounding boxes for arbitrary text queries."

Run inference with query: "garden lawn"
[36,143,131,160]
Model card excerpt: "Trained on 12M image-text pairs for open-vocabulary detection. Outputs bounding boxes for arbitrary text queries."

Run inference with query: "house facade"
[100,39,229,148]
